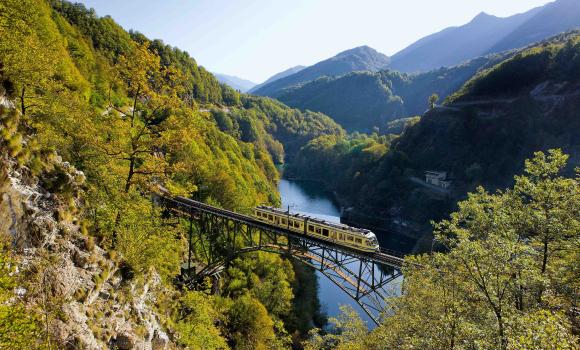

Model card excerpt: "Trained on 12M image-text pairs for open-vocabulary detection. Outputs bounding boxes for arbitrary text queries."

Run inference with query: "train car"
[253,206,379,253]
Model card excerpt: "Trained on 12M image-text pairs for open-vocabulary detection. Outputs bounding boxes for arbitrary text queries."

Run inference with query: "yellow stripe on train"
[253,206,379,253]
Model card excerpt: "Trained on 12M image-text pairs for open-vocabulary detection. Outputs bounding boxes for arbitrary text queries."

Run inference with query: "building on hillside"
[425,171,452,189]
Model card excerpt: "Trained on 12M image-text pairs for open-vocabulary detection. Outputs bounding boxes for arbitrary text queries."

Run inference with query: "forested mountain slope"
[388,0,580,72]
[290,31,580,243]
[0,0,338,348]
[252,46,390,97]
[278,54,508,132]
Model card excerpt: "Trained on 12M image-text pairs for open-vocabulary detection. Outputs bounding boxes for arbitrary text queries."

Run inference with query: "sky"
[76,0,553,83]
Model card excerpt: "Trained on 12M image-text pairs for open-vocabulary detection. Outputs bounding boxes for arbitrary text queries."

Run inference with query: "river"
[278,179,402,328]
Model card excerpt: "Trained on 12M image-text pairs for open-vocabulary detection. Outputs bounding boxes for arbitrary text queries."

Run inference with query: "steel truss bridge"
[159,194,405,325]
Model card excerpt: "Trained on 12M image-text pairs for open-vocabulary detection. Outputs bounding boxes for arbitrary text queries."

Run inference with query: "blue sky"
[76,0,553,83]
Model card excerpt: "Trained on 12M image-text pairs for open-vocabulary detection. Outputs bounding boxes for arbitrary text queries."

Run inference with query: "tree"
[512,150,578,282]
[173,291,228,350]
[428,93,439,109]
[310,150,579,350]
[303,305,368,350]
[226,294,276,350]
[434,188,537,350]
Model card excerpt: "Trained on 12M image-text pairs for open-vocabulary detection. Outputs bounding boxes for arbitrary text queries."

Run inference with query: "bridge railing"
[378,247,406,258]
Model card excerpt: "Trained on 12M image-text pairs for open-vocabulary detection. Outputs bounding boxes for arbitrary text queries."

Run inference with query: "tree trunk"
[20,86,26,116]
[112,157,135,248]
[131,87,140,127]
[125,156,135,193]
[495,310,507,350]
[541,240,549,274]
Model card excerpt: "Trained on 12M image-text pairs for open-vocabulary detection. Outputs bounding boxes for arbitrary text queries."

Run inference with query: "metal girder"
[161,196,404,325]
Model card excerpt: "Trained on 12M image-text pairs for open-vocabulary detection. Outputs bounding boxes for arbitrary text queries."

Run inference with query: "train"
[253,205,379,252]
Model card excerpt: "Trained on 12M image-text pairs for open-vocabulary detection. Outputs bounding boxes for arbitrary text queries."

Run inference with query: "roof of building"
[425,170,447,176]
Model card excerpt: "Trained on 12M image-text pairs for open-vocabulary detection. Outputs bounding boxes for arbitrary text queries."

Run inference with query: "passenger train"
[253,206,379,252]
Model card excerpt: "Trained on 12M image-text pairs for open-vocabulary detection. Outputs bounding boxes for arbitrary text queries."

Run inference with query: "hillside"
[214,73,256,92]
[248,65,305,93]
[388,0,580,73]
[0,0,340,348]
[278,55,507,132]
[252,46,390,97]
[289,31,580,248]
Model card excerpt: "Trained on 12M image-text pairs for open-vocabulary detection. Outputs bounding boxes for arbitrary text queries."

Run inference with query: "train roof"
[256,205,376,238]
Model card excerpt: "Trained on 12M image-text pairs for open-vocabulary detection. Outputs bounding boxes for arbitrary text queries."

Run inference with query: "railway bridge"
[159,193,405,325]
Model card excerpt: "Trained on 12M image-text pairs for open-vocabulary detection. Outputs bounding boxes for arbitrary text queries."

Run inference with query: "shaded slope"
[278,55,507,131]
[290,32,580,240]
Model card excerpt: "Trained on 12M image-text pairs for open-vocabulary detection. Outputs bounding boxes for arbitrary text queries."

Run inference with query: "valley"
[0,0,578,349]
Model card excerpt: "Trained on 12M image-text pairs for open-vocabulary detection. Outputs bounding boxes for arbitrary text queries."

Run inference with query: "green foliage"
[284,262,327,338]
[290,33,580,233]
[172,291,229,350]
[278,55,504,132]
[303,305,368,350]
[0,1,340,347]
[0,244,43,349]
[225,294,279,350]
[239,95,344,159]
[384,116,420,135]
[288,133,393,201]
[306,150,579,350]
[428,93,439,109]
[448,31,580,102]
[224,252,295,318]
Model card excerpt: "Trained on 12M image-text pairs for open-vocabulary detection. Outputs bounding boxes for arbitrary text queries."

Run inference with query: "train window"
[295,222,300,228]
[281,218,286,225]
[339,233,344,240]
[322,229,329,237]
[316,227,321,234]
[268,214,273,220]
[347,235,354,241]
[355,238,362,244]
[308,225,314,232]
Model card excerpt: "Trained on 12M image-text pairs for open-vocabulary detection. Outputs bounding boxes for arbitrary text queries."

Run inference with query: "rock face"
[0,106,174,349]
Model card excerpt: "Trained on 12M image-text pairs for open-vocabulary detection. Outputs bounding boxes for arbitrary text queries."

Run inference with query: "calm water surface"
[278,179,396,327]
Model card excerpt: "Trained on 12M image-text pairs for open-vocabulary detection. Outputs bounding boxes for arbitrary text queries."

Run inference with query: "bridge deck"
[162,194,405,268]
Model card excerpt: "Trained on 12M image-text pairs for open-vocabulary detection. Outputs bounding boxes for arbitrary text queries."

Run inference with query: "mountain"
[278,54,508,131]
[489,0,580,52]
[0,0,343,348]
[290,31,580,238]
[214,73,257,92]
[252,46,390,97]
[388,0,580,73]
[248,65,305,93]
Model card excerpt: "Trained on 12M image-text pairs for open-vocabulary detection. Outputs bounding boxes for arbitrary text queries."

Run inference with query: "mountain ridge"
[214,73,257,92]
[277,54,509,132]
[388,0,580,72]
[251,45,390,97]
[248,65,306,93]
